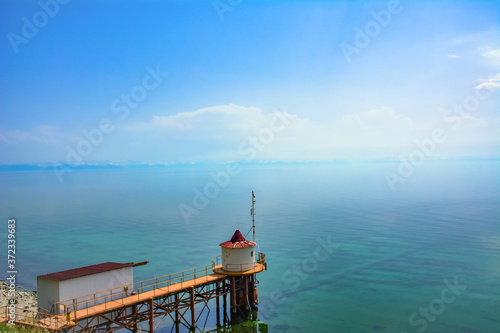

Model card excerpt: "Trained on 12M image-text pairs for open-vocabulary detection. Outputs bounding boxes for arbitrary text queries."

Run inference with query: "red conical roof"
[219,229,256,248]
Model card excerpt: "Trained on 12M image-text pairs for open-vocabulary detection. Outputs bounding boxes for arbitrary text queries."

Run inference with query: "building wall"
[60,267,133,310]
[37,278,60,313]
[38,267,133,313]
[222,247,255,271]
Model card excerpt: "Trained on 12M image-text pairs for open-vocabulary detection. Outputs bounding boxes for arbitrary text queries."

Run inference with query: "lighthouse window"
[250,251,253,257]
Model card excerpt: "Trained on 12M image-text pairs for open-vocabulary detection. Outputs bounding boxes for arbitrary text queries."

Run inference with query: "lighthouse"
[211,192,266,317]
[213,228,266,315]
[219,230,256,272]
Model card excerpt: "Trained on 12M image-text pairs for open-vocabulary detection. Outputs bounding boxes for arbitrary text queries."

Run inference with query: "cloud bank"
[0,101,498,164]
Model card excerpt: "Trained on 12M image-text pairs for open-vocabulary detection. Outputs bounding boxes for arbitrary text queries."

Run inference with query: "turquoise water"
[0,161,499,332]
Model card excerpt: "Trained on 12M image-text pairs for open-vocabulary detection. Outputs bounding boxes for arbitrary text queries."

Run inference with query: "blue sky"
[0,0,499,164]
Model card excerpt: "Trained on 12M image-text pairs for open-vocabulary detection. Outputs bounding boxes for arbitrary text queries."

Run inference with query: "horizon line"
[0,156,499,172]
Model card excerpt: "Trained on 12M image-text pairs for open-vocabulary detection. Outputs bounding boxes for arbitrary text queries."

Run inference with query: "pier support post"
[249,275,255,305]
[230,276,236,313]
[223,279,228,324]
[148,298,154,333]
[132,303,138,333]
[189,286,196,331]
[244,276,250,310]
[216,284,220,326]
[174,293,180,324]
[174,293,180,332]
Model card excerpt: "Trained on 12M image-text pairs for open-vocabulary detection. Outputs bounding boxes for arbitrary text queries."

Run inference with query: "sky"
[0,0,499,165]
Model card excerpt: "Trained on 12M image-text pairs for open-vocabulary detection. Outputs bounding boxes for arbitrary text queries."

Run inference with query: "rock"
[0,281,38,312]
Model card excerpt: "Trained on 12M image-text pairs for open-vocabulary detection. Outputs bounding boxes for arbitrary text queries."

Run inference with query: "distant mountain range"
[1,157,498,172]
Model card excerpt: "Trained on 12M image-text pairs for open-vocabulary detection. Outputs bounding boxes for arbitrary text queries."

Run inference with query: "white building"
[219,230,256,272]
[37,262,134,314]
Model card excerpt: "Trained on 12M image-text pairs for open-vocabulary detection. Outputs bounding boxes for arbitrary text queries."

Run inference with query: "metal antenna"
[251,191,256,243]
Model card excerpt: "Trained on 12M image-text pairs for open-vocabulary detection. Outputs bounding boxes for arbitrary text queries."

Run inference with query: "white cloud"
[124,105,421,161]
[2,104,497,163]
[476,82,500,90]
[129,104,267,132]
[338,107,415,133]
[448,54,459,58]
[475,73,500,90]
[129,105,416,137]
[476,47,500,58]
[363,107,414,129]
[0,126,59,144]
[452,32,489,45]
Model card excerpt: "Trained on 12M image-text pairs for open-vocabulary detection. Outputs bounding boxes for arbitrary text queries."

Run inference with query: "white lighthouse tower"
[219,230,256,272]
[211,192,266,314]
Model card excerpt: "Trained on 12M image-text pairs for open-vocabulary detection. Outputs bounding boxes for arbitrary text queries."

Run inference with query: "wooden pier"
[0,255,266,332]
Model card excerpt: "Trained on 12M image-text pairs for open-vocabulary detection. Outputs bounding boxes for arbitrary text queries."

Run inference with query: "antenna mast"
[251,191,256,242]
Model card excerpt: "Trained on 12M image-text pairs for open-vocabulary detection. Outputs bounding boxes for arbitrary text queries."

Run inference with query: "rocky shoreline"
[0,280,38,312]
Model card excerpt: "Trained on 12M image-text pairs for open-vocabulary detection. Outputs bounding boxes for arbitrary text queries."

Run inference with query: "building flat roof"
[37,262,133,281]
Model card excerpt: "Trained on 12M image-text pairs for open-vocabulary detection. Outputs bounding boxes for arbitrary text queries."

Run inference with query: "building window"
[250,251,253,257]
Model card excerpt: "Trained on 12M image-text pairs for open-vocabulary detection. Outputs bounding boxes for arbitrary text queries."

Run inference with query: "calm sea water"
[0,161,499,332]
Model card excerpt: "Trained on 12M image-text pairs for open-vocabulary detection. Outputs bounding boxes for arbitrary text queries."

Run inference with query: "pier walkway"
[0,256,266,332]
